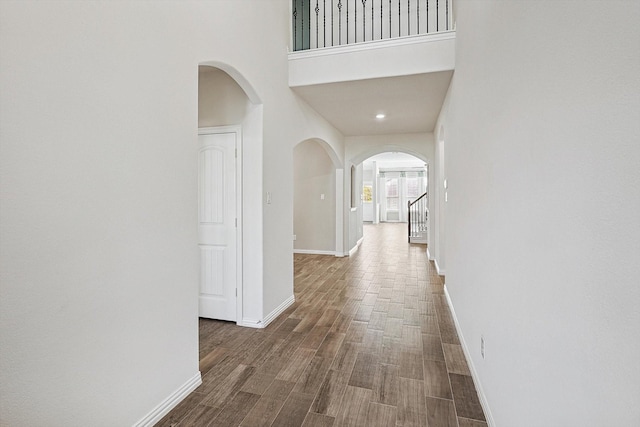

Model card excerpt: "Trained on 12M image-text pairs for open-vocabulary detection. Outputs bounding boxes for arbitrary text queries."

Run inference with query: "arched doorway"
[197,64,263,326]
[362,152,427,225]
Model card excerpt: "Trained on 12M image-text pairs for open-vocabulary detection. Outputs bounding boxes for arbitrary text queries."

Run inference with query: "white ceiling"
[291,70,453,136]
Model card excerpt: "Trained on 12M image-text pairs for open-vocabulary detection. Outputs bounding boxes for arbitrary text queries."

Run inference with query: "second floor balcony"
[292,0,454,51]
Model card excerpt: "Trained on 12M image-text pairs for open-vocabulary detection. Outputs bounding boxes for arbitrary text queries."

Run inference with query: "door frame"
[198,125,243,324]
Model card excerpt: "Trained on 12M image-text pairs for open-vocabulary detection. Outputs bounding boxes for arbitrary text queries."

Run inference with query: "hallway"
[159,223,487,426]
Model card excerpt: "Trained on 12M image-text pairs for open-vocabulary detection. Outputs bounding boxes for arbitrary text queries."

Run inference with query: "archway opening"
[361,152,427,225]
[197,63,264,333]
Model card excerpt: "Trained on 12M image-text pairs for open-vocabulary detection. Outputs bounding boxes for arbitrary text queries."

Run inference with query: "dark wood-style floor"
[158,223,487,427]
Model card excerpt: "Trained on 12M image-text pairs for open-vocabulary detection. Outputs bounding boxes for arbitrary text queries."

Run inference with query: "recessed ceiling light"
[376,113,385,119]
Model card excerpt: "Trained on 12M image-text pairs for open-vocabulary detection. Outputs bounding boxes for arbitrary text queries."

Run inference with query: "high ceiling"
[291,70,453,136]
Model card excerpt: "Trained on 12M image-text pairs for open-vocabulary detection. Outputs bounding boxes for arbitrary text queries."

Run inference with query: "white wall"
[441,1,640,425]
[0,1,343,425]
[432,119,447,273]
[289,31,455,86]
[348,163,364,251]
[294,140,336,253]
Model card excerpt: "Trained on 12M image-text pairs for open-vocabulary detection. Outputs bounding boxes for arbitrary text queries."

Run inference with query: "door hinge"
[235,288,237,297]
[235,218,237,227]
[235,148,237,158]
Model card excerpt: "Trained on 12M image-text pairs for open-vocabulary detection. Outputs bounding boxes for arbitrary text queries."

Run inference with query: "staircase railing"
[293,0,454,51]
[408,192,428,243]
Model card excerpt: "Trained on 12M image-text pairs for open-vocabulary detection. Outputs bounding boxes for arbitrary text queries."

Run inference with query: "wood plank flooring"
[158,223,487,427]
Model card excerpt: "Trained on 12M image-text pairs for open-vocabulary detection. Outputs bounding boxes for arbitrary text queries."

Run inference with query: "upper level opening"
[292,0,454,51]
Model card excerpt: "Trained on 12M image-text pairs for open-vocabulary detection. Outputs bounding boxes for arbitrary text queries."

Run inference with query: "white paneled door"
[198,130,237,321]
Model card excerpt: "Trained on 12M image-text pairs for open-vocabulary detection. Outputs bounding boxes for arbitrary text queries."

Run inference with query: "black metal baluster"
[398,0,401,37]
[389,0,391,38]
[354,0,357,42]
[371,0,374,40]
[331,0,334,46]
[378,0,382,39]
[417,0,420,34]
[338,0,342,44]
[346,0,349,43]
[446,0,448,30]
[323,0,326,47]
[408,0,410,35]
[362,0,366,42]
[315,1,319,47]
[408,200,411,242]
[426,0,429,33]
[293,6,298,50]
[436,0,438,31]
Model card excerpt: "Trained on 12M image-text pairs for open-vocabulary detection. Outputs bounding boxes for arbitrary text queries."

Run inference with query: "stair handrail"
[409,192,428,207]
[408,192,428,242]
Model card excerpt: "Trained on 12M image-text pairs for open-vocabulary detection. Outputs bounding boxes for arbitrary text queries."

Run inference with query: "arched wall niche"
[293,138,344,256]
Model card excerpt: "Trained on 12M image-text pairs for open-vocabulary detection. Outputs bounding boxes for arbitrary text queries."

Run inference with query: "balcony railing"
[292,0,453,51]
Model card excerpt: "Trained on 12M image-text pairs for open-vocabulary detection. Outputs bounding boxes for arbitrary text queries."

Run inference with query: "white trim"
[444,286,496,427]
[335,169,344,257]
[348,236,365,257]
[294,249,337,256]
[238,318,263,329]
[288,31,456,58]
[348,246,358,257]
[434,258,445,276]
[262,294,295,327]
[198,126,243,326]
[426,247,434,261]
[132,372,202,427]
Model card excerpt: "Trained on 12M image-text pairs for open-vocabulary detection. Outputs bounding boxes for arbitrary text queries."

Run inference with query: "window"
[386,178,399,210]
[363,185,372,203]
[350,165,357,208]
[406,177,420,198]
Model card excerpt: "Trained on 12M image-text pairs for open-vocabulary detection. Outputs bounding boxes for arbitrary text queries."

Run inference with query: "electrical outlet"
[481,336,485,359]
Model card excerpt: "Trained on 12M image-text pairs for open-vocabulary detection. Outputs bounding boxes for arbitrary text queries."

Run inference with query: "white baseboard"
[348,236,365,257]
[238,318,263,328]
[443,286,495,427]
[426,247,433,260]
[261,294,295,328]
[434,258,445,276]
[132,371,202,427]
[293,249,336,256]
